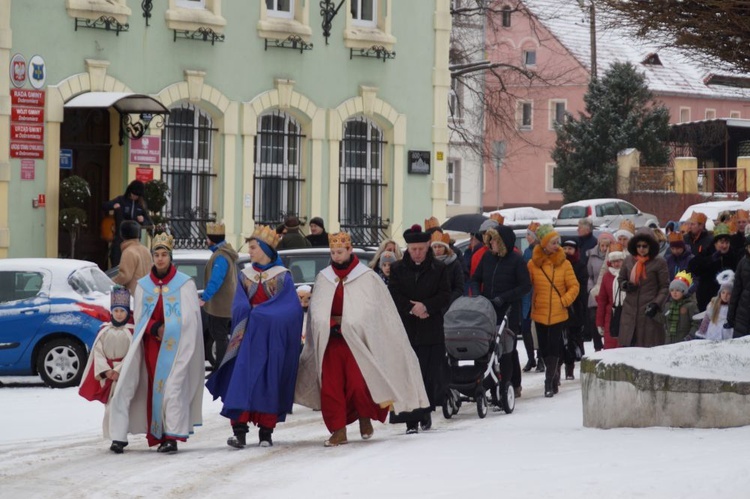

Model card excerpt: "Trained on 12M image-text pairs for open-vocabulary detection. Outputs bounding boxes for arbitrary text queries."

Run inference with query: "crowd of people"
[79,206,750,453]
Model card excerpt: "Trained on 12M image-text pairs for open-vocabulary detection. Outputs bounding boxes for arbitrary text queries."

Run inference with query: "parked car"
[678,200,750,231]
[555,198,659,229]
[279,247,375,288]
[484,207,555,227]
[0,259,112,388]
[454,226,611,257]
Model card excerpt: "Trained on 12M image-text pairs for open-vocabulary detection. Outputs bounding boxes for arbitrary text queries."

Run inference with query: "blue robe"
[206,268,303,421]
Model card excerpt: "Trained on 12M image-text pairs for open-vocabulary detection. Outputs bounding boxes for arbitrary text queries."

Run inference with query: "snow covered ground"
[2,344,749,498]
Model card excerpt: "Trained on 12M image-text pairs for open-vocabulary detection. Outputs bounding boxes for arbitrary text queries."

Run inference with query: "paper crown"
[424,216,440,231]
[688,211,708,224]
[674,270,693,288]
[607,242,625,261]
[430,230,450,246]
[668,231,685,245]
[110,285,131,310]
[206,221,225,236]
[250,224,280,249]
[679,222,690,233]
[490,212,505,224]
[152,232,174,252]
[618,219,636,235]
[328,232,352,249]
[527,221,540,234]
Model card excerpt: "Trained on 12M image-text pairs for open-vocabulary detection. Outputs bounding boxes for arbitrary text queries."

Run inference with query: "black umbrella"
[440,213,489,234]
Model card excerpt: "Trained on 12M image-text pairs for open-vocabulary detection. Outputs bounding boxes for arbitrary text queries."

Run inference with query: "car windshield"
[558,205,587,219]
[69,267,113,296]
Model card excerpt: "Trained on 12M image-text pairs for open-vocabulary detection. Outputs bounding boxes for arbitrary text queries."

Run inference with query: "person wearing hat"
[470,224,530,397]
[200,221,239,369]
[595,243,626,350]
[103,180,152,267]
[663,271,699,344]
[688,222,739,311]
[683,211,713,258]
[665,230,694,282]
[306,216,329,247]
[389,224,451,433]
[613,219,636,248]
[617,229,669,347]
[696,270,735,341]
[527,225,579,397]
[109,233,204,454]
[295,231,428,446]
[521,222,544,372]
[79,285,135,452]
[206,225,303,449]
[730,210,749,260]
[376,250,398,284]
[560,239,587,380]
[431,231,465,307]
[277,215,312,250]
[727,233,750,337]
[112,220,152,295]
[369,239,403,272]
[585,232,615,352]
[469,218,501,279]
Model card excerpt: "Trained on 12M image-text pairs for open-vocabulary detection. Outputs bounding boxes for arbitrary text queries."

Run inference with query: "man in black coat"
[469,225,530,397]
[689,223,738,311]
[389,224,451,434]
[577,218,598,266]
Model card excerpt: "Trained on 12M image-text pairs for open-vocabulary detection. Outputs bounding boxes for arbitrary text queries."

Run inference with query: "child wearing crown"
[206,224,303,448]
[664,271,699,344]
[79,285,134,448]
[108,232,204,454]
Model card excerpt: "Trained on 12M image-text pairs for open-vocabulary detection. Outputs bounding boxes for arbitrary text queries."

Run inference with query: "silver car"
[555,198,659,229]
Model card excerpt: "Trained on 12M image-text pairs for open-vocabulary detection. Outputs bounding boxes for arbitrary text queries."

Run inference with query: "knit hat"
[669,271,693,294]
[607,242,625,262]
[598,232,615,244]
[688,211,708,224]
[110,285,131,311]
[717,269,735,294]
[561,239,577,249]
[668,231,685,248]
[309,217,325,230]
[535,224,559,247]
[379,250,398,266]
[296,284,312,294]
[403,224,431,244]
[284,215,302,230]
[527,221,540,239]
[713,223,733,243]
[125,180,145,197]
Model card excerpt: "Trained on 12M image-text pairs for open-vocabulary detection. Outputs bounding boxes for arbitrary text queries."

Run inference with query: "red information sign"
[135,167,154,182]
[10,142,44,159]
[11,106,44,123]
[11,124,44,142]
[20,159,35,180]
[11,89,45,107]
[129,136,161,165]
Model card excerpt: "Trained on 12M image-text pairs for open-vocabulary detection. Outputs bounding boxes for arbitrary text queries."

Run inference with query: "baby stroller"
[442,296,516,419]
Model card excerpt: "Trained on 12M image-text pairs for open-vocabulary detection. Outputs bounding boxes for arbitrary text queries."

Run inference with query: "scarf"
[252,254,283,271]
[667,299,682,336]
[630,256,650,284]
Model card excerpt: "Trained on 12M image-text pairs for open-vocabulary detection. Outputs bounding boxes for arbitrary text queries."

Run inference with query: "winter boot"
[544,380,553,398]
[514,385,522,398]
[324,427,348,447]
[156,439,178,454]
[544,357,559,397]
[359,417,374,440]
[405,422,419,435]
[565,363,575,380]
[258,426,273,447]
[110,440,128,454]
[227,423,249,449]
[522,359,537,372]
[535,355,545,373]
[420,412,432,431]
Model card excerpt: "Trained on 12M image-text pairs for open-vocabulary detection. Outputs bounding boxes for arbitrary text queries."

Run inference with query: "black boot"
[565,363,575,380]
[535,354,545,373]
[110,440,128,454]
[420,412,432,431]
[259,426,274,447]
[544,380,553,397]
[406,421,419,435]
[227,423,248,449]
[544,357,558,397]
[157,439,178,453]
[522,358,537,372]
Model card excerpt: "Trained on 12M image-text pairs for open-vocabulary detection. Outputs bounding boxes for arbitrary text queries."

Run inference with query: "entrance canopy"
[64,92,170,145]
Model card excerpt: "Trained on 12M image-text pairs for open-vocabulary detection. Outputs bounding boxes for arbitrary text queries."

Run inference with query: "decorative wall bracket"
[173,27,225,45]
[119,113,166,146]
[75,16,129,36]
[320,0,346,45]
[264,35,313,53]
[350,46,396,62]
[142,0,153,27]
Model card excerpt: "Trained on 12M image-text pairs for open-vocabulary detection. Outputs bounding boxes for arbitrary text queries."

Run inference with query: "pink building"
[484,0,750,210]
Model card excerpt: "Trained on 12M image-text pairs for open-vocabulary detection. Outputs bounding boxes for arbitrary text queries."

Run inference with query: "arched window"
[160,104,217,248]
[339,117,388,245]
[253,111,304,225]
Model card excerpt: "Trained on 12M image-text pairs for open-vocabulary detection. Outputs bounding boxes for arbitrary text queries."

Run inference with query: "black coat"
[102,194,152,236]
[438,253,465,311]
[684,230,713,258]
[689,249,738,311]
[729,256,750,337]
[469,245,530,328]
[389,251,451,346]
[306,232,329,247]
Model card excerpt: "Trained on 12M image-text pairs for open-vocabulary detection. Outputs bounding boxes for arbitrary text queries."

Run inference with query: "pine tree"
[551,62,670,202]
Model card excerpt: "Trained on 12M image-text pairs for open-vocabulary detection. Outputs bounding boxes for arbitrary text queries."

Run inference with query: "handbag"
[609,281,623,338]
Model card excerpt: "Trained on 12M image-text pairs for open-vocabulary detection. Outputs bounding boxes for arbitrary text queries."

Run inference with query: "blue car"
[0,259,112,388]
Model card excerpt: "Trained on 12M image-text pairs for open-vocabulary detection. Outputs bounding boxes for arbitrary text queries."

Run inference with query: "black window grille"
[160,104,218,249]
[253,111,305,226]
[339,117,389,246]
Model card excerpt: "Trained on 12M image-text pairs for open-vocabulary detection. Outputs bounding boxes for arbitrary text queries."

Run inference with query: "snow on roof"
[523,0,750,101]
[588,337,750,383]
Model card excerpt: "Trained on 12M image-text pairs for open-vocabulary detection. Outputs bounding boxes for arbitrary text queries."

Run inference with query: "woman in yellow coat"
[527,225,580,398]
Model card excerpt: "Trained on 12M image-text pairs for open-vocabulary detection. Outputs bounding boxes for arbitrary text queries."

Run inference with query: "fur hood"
[627,232,660,258]
[531,244,567,268]
[484,225,516,257]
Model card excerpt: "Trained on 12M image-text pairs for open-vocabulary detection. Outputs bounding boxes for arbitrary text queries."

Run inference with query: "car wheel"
[37,338,87,388]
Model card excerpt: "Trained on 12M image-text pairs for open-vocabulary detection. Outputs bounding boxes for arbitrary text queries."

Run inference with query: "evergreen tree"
[551,62,670,202]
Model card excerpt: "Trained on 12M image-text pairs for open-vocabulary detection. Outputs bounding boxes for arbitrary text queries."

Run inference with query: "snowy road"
[1,352,749,498]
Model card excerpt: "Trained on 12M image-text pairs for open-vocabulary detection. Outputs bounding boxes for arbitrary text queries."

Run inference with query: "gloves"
[597,326,604,336]
[491,296,505,310]
[723,322,733,329]
[621,281,638,292]
[644,303,659,318]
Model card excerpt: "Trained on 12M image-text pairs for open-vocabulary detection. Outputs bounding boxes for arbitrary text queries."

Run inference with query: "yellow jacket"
[527,245,579,326]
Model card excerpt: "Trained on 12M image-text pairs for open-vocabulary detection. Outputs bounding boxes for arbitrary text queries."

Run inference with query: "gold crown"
[424,216,440,231]
[490,213,505,224]
[328,232,352,249]
[618,219,636,234]
[152,232,174,252]
[674,270,693,288]
[207,221,225,236]
[249,224,280,249]
[430,230,450,245]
